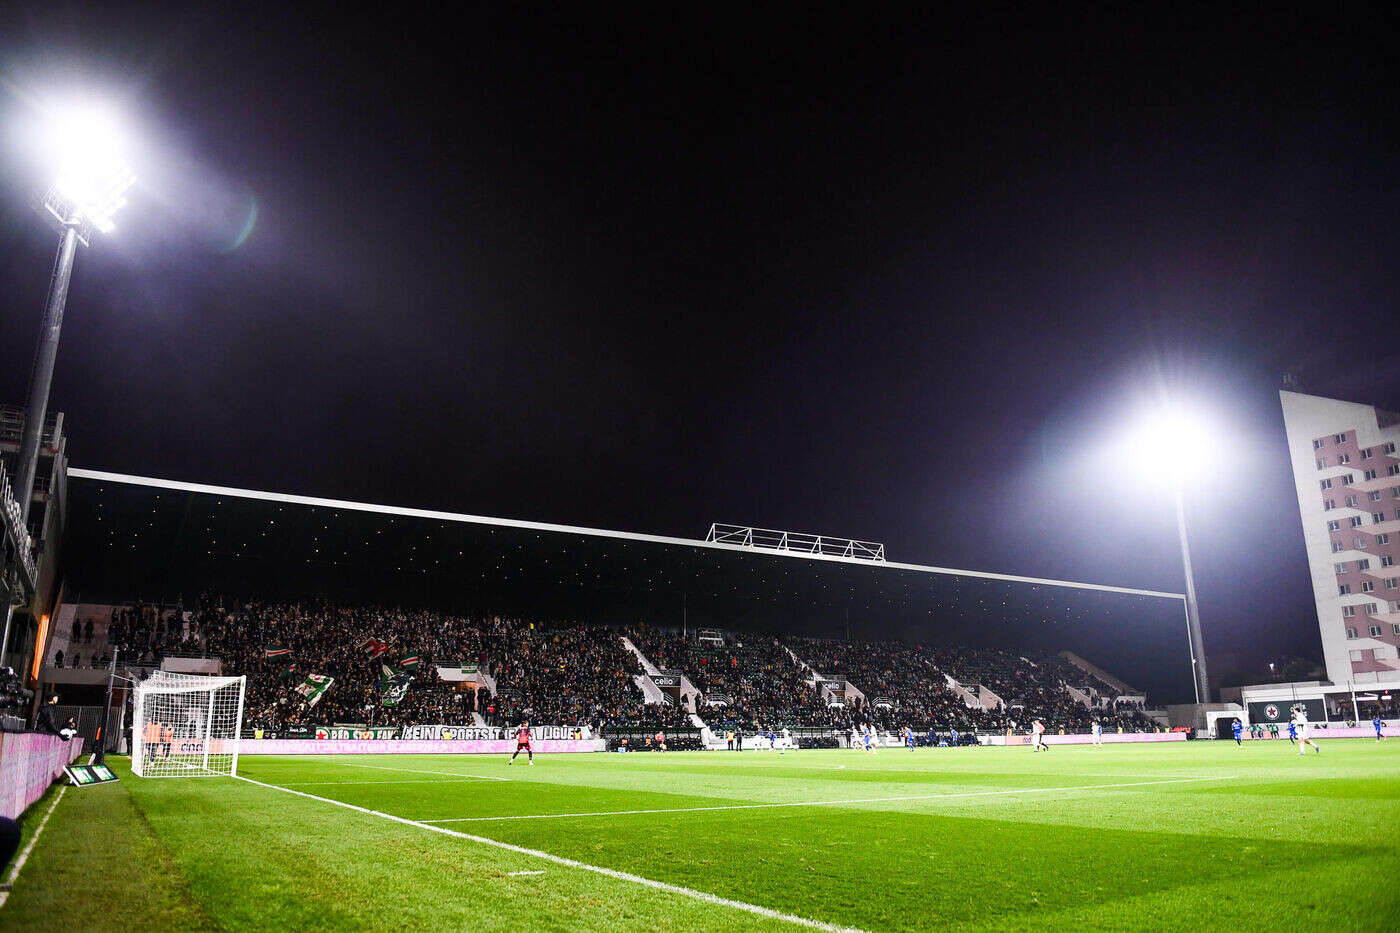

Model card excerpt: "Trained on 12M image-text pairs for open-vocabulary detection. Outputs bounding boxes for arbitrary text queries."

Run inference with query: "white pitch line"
[234,775,862,932]
[420,776,1231,824]
[335,761,511,782]
[281,773,506,778]
[508,870,547,876]
[0,786,67,910]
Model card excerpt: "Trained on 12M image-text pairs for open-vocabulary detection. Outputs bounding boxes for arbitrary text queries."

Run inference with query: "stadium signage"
[817,679,844,691]
[650,674,682,688]
[317,726,401,740]
[1248,699,1325,724]
[396,725,581,741]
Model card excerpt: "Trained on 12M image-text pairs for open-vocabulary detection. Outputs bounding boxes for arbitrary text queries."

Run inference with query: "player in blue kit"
[1287,720,1297,744]
[902,726,915,750]
[1375,715,1385,741]
[1231,719,1243,745]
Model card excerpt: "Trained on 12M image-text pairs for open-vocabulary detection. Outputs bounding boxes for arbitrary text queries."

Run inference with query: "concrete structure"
[1227,389,1400,733]
[1279,390,1400,684]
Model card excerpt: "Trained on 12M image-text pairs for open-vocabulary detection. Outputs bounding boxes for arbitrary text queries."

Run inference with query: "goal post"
[132,671,246,778]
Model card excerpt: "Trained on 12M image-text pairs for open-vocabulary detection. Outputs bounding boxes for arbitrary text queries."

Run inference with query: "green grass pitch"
[7,740,1399,930]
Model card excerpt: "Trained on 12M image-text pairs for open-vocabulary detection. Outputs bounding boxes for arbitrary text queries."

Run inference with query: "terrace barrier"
[0,731,84,819]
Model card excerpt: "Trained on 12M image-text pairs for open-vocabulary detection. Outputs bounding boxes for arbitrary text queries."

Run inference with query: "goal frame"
[132,671,247,778]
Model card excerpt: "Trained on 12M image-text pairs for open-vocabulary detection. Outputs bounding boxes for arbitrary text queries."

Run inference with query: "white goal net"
[132,671,246,778]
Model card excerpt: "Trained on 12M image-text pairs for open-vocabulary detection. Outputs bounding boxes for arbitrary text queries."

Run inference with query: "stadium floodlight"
[1123,404,1212,707]
[0,101,138,670]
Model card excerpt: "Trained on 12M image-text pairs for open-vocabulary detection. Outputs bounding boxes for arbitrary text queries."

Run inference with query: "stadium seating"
[95,596,1159,735]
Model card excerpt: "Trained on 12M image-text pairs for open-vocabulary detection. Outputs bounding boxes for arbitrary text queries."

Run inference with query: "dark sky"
[2,5,1398,669]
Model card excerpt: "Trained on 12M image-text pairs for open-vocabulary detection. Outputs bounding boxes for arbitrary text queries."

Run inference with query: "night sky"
[3,6,1398,674]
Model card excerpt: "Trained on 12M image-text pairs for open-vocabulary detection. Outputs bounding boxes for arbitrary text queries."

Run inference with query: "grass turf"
[5,740,1398,930]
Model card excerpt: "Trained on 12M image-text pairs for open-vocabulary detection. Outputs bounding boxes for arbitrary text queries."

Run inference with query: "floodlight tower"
[0,107,135,667]
[1133,410,1211,706]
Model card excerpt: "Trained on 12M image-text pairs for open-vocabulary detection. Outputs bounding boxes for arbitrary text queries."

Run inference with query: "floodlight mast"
[0,134,135,668]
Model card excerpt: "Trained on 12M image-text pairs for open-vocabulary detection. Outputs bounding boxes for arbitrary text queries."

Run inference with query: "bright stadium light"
[1124,408,1212,485]
[1,100,139,668]
[1121,402,1213,709]
[42,103,138,236]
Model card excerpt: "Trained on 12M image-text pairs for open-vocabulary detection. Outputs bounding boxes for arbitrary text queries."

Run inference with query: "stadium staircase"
[943,675,982,709]
[977,684,1005,710]
[1064,684,1094,708]
[1059,650,1138,696]
[620,635,662,676]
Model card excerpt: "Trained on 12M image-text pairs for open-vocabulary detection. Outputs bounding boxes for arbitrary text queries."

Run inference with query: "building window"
[1317,458,1328,469]
[1365,469,1379,481]
[1341,473,1354,484]
[1343,604,1357,617]
[1358,559,1371,570]
[1362,447,1374,459]
[1385,442,1397,454]
[1394,622,1400,635]
[1371,491,1384,502]
[1383,556,1396,567]
[1373,513,1386,524]
[1314,438,1325,450]
[1339,584,1351,595]
[1392,487,1400,497]
[1354,536,1367,548]
[1335,562,1348,574]
[1350,516,1364,528]
[1335,433,1347,444]
[1386,578,1399,590]
[1339,453,1352,464]
[1320,478,1333,490]
[1347,628,1358,640]
[1366,602,1378,614]
[1362,580,1375,593]
[1333,541,1346,553]
[1325,500,1336,511]
[1388,464,1400,476]
[1378,533,1391,544]
[1346,494,1359,507]
[1327,520,1342,531]
[1371,625,1383,637]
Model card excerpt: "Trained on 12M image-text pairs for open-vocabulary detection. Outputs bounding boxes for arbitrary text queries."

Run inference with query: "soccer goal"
[132,671,247,778]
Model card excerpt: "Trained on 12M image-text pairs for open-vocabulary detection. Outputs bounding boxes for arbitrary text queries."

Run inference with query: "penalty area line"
[420,776,1234,823]
[233,774,863,932]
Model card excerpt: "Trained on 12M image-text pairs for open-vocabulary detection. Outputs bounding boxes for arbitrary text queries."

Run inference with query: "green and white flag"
[398,655,422,672]
[294,673,334,708]
[379,664,411,707]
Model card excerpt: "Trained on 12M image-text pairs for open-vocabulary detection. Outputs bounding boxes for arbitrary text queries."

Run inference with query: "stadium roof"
[64,469,1194,701]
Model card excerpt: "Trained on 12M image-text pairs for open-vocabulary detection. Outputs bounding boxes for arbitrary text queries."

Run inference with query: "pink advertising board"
[0,732,83,819]
[237,738,606,755]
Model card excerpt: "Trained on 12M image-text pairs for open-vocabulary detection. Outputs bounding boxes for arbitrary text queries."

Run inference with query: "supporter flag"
[398,655,422,672]
[380,664,411,706]
[264,646,292,659]
[294,674,334,708]
[358,637,389,659]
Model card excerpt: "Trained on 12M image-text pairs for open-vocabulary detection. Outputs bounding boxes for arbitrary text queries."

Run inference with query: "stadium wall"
[0,732,83,818]
[236,738,606,755]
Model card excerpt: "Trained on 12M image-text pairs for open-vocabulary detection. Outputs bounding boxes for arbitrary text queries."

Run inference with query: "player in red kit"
[508,720,534,765]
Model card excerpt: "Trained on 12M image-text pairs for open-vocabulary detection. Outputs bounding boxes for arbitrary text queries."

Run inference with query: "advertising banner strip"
[238,739,606,755]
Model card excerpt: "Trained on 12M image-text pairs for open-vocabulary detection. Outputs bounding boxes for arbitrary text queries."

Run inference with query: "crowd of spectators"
[627,627,849,732]
[75,595,1161,736]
